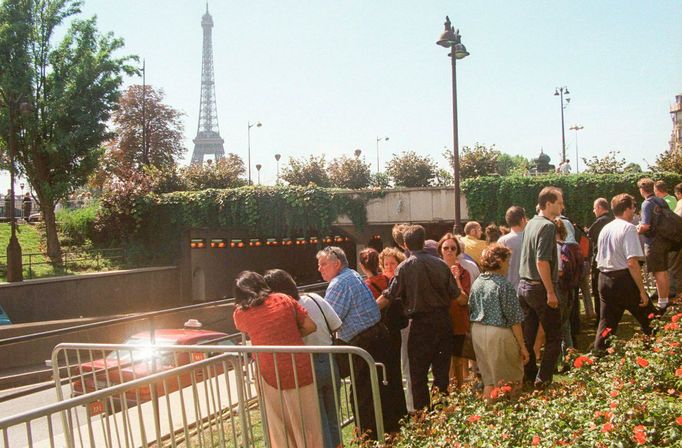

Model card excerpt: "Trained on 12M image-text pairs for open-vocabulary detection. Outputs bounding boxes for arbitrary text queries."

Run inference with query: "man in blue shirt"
[637,178,672,310]
[316,246,394,438]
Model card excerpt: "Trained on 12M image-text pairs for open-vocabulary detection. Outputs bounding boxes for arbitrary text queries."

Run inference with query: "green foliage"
[462,172,682,226]
[434,168,454,187]
[454,143,500,179]
[582,150,627,174]
[179,155,246,190]
[624,162,643,173]
[96,185,374,263]
[328,155,371,189]
[386,150,436,187]
[497,153,530,176]
[653,150,682,174]
[369,172,391,188]
[367,308,682,447]
[56,202,99,245]
[281,155,330,187]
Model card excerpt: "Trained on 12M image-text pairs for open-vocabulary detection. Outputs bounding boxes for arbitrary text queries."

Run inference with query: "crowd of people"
[231,178,682,446]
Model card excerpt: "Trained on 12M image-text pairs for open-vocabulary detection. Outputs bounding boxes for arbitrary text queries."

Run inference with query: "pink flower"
[610,390,619,398]
[601,327,612,338]
[675,367,682,377]
[467,415,481,423]
[531,435,541,445]
[647,313,655,319]
[636,357,649,368]
[601,422,615,433]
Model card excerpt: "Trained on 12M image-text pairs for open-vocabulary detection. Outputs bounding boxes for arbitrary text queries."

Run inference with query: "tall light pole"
[141,59,149,165]
[247,121,262,185]
[437,16,469,234]
[569,124,584,173]
[375,136,388,173]
[255,164,262,185]
[274,153,281,184]
[554,86,570,163]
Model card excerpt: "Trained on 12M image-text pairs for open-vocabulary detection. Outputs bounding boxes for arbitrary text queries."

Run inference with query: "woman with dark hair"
[232,271,323,448]
[485,224,502,244]
[358,248,407,431]
[437,233,472,388]
[263,269,342,448]
[468,244,529,401]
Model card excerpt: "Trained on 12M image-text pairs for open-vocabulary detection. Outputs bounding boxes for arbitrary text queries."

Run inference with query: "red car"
[72,328,231,413]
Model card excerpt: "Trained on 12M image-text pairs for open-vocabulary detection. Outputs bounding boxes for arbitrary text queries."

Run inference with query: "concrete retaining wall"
[0,267,185,323]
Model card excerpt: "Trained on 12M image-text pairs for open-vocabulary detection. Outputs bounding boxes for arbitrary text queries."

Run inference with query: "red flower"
[574,356,594,368]
[531,435,541,445]
[675,367,682,377]
[467,415,481,423]
[647,313,655,319]
[500,385,513,393]
[672,313,682,323]
[665,322,680,331]
[601,327,612,338]
[676,416,682,426]
[490,388,500,399]
[601,422,615,433]
[633,425,647,445]
[636,357,649,368]
[610,390,619,398]
[671,341,680,348]
[610,402,618,409]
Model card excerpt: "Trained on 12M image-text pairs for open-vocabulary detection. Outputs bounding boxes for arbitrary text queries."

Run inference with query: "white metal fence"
[0,342,385,447]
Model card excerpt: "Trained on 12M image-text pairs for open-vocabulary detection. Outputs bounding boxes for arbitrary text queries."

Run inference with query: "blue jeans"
[314,354,341,448]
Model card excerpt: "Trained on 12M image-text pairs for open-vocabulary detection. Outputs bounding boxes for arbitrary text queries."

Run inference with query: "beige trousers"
[261,381,324,448]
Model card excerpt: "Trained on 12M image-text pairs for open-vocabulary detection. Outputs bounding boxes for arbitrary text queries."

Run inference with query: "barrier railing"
[0,343,387,447]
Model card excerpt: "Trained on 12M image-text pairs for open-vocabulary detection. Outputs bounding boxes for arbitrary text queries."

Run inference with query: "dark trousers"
[518,280,562,384]
[591,266,601,327]
[349,322,391,440]
[593,270,653,351]
[407,311,452,411]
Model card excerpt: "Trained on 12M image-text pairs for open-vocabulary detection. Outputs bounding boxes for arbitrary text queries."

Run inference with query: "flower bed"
[372,306,682,447]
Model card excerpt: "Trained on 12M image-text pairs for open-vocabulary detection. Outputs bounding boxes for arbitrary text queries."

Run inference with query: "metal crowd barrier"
[0,343,385,447]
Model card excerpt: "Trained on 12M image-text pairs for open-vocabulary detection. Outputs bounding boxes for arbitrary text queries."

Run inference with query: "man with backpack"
[637,178,678,310]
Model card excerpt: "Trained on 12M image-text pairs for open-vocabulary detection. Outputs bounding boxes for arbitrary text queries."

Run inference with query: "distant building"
[530,149,555,174]
[670,94,682,154]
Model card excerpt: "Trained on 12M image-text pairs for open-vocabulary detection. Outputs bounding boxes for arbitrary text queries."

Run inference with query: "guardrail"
[0,343,384,447]
[0,248,126,280]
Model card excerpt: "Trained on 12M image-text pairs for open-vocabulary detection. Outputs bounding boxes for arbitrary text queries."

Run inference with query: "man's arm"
[537,259,559,308]
[626,257,649,307]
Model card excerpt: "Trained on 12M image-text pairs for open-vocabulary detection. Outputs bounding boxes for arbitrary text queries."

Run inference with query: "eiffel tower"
[191,3,225,164]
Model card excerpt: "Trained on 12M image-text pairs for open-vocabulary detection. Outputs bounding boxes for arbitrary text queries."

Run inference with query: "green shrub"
[56,203,99,245]
[463,172,682,226]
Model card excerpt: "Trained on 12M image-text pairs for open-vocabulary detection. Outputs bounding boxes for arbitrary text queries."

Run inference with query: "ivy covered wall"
[462,173,682,226]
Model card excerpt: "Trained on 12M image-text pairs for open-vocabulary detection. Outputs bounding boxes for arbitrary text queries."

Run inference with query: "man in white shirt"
[498,205,527,291]
[593,194,653,352]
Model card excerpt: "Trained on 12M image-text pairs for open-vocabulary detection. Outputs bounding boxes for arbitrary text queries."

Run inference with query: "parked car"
[72,328,231,412]
[0,304,11,325]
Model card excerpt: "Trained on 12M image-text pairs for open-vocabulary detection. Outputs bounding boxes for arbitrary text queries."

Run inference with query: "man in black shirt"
[588,198,613,323]
[377,225,460,410]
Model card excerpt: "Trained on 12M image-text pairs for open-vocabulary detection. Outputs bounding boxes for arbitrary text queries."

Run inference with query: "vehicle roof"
[129,329,228,344]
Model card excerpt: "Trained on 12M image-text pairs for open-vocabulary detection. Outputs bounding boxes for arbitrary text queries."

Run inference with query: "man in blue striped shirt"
[317,246,393,439]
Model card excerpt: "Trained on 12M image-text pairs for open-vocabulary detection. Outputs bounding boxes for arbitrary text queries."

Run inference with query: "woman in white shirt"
[264,269,343,448]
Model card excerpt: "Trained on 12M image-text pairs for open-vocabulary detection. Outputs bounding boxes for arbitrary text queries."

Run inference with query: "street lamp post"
[255,164,262,185]
[375,136,388,173]
[274,153,281,184]
[437,16,469,235]
[554,86,570,163]
[247,121,262,185]
[569,124,584,173]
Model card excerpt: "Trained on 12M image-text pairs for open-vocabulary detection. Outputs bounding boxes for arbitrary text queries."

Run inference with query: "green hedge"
[462,173,682,226]
[56,203,99,245]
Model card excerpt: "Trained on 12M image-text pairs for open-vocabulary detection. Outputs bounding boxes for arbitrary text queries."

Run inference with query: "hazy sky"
[3,0,681,190]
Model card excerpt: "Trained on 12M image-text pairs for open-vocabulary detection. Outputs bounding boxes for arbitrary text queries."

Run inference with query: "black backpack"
[651,201,682,247]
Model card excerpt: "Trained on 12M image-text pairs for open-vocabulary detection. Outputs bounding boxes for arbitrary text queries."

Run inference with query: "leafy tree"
[386,151,436,187]
[497,153,530,176]
[1,0,136,260]
[653,150,682,174]
[327,155,371,189]
[582,150,626,174]
[179,154,246,190]
[434,168,454,186]
[109,85,185,170]
[624,162,642,173]
[369,172,391,188]
[281,155,330,187]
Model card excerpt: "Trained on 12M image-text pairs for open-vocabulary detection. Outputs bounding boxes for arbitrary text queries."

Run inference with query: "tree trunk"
[40,198,62,262]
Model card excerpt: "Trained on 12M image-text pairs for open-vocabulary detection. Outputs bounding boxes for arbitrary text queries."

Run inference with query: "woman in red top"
[438,233,472,388]
[232,271,322,448]
[359,248,407,432]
